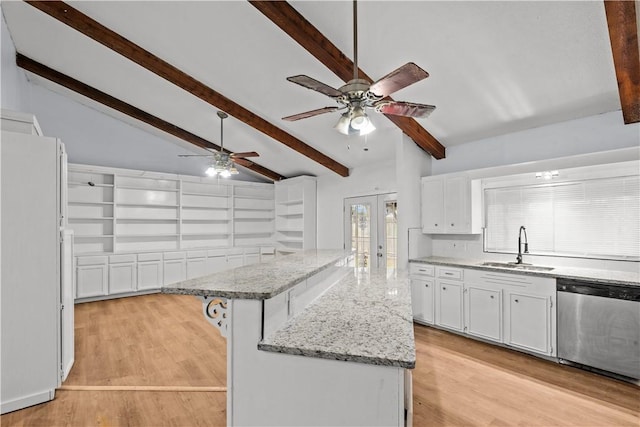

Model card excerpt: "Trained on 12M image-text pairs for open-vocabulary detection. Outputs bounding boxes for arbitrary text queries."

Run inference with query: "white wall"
[316,156,397,250]
[396,133,432,269]
[432,111,640,176]
[1,9,29,112]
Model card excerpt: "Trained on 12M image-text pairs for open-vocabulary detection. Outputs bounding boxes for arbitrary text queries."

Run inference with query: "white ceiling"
[1,1,621,180]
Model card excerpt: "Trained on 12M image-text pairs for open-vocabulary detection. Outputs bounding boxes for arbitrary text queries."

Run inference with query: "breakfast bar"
[163,249,415,427]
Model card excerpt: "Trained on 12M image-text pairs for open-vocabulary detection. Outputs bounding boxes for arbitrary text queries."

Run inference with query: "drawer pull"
[425,284,429,288]
[514,299,519,303]
[419,269,427,272]
[451,223,454,227]
[442,286,446,290]
[490,295,494,299]
[444,272,453,276]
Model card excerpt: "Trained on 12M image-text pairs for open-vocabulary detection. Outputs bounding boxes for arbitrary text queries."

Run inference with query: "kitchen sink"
[480,262,554,272]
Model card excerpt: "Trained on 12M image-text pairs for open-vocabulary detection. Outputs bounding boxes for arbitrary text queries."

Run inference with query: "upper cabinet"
[421,174,481,234]
[274,176,317,254]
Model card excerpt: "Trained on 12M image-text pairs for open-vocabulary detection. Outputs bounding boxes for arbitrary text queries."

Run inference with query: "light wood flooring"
[2,293,638,426]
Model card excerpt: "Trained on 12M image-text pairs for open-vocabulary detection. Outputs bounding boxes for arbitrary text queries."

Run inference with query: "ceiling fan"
[282,0,436,136]
[178,111,259,178]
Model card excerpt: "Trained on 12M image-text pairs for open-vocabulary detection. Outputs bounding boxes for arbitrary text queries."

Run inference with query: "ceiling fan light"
[350,107,369,130]
[205,165,217,177]
[334,112,352,135]
[220,169,232,178]
[358,119,376,136]
[230,165,239,175]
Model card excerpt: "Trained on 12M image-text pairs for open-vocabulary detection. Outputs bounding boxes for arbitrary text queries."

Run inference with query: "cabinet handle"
[514,299,519,303]
[451,223,454,227]
[490,295,494,299]
[425,284,429,288]
[442,286,446,290]
[434,223,438,227]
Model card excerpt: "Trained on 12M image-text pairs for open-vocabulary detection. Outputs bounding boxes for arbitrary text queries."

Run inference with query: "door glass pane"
[351,204,371,270]
[385,201,398,273]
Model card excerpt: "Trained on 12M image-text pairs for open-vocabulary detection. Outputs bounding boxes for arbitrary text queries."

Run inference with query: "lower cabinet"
[435,280,464,331]
[109,255,137,294]
[186,251,207,279]
[465,285,502,341]
[76,256,108,298]
[227,253,244,269]
[505,292,552,355]
[410,263,557,358]
[137,253,163,291]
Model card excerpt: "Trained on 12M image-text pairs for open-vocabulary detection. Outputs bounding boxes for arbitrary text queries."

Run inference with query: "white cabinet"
[207,249,228,274]
[421,175,481,234]
[186,251,207,279]
[108,254,137,294]
[244,251,260,266]
[465,285,502,342]
[137,253,163,291]
[436,280,464,331]
[227,253,244,269]
[505,292,552,355]
[163,252,186,285]
[409,263,435,324]
[76,256,108,298]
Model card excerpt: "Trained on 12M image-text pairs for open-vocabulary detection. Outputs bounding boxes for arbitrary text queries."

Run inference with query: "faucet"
[516,226,529,264]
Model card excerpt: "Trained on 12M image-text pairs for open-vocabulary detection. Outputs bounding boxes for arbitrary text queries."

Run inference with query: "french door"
[344,193,398,273]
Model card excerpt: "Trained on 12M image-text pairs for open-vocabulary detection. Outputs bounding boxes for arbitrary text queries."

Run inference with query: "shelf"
[117,234,179,238]
[69,201,114,206]
[276,199,303,206]
[234,207,275,212]
[277,213,303,218]
[234,217,273,222]
[116,202,179,207]
[75,235,114,239]
[69,217,114,221]
[182,191,228,197]
[182,205,228,210]
[277,239,303,244]
[234,195,274,201]
[117,185,179,192]
[182,218,231,222]
[118,217,179,221]
[181,233,230,237]
[234,232,273,236]
[276,228,303,233]
[69,181,114,188]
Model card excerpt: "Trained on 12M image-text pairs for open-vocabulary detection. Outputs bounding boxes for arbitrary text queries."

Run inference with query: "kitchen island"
[163,249,415,427]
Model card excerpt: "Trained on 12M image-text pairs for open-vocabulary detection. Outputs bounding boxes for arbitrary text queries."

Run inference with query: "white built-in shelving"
[68,164,276,255]
[274,176,316,254]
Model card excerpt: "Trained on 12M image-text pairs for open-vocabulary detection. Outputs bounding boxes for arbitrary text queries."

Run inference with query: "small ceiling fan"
[283,0,436,136]
[178,111,259,177]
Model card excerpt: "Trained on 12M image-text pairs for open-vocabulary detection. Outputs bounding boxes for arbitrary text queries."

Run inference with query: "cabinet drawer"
[187,250,207,259]
[208,248,227,257]
[138,252,162,262]
[409,263,435,277]
[164,251,185,261]
[437,267,463,280]
[77,256,108,266]
[109,254,136,264]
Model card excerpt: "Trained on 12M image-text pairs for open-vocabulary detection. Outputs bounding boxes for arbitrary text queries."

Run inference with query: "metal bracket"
[199,296,229,338]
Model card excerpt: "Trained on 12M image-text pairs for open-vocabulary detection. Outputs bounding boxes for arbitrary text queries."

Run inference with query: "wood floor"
[2,293,638,426]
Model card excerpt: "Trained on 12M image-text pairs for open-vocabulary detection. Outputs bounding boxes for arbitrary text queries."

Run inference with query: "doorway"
[344,193,398,274]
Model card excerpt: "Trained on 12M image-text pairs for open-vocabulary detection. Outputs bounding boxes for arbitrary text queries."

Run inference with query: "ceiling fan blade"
[369,63,430,98]
[282,106,340,121]
[232,158,254,167]
[231,151,260,158]
[375,101,436,119]
[287,75,343,98]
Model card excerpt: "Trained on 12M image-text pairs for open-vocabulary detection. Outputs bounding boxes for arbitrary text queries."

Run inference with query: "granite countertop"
[258,269,416,369]
[409,256,640,287]
[162,249,351,299]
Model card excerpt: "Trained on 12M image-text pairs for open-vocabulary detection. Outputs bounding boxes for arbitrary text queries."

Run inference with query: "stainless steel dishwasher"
[557,278,640,380]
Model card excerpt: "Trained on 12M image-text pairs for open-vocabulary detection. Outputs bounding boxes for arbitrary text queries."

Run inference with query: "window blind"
[484,175,640,260]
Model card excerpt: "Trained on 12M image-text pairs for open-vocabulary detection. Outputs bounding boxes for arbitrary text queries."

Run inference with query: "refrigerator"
[1,117,74,413]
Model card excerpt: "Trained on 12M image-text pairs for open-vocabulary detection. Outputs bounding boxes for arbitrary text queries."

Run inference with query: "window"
[484,164,640,261]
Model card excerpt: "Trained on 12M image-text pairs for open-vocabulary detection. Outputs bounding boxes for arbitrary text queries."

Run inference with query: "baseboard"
[1,389,55,414]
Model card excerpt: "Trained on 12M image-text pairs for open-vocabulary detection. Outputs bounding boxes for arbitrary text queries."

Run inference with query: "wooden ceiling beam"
[249,0,446,159]
[16,53,286,182]
[604,0,640,124]
[25,0,349,177]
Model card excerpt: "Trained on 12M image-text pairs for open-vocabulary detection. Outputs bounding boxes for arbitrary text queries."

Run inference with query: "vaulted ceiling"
[2,1,636,181]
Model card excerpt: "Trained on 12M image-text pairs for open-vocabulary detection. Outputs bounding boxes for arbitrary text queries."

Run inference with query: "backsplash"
[430,234,639,274]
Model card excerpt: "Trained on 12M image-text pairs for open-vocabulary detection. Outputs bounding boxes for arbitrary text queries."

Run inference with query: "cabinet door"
[77,264,108,298]
[465,286,502,342]
[506,292,551,355]
[206,255,227,274]
[186,258,207,279]
[421,178,444,233]
[163,259,186,285]
[436,280,463,331]
[421,279,435,324]
[227,254,243,269]
[137,261,162,290]
[109,263,137,294]
[444,176,469,233]
[244,253,260,266]
[410,279,424,320]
